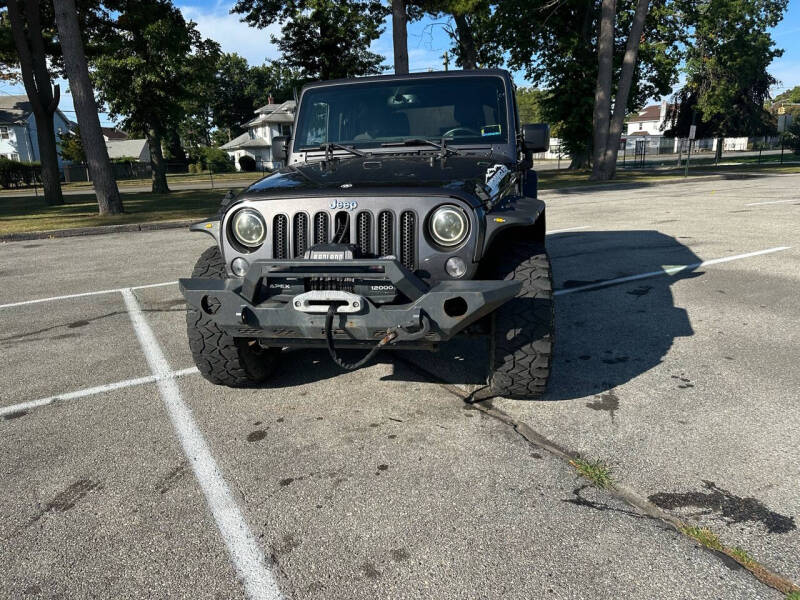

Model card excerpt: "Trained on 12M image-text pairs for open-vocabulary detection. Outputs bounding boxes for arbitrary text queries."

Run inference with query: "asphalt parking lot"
[1,172,798,599]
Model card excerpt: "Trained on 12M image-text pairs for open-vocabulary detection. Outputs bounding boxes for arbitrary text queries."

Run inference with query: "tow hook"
[391,312,431,342]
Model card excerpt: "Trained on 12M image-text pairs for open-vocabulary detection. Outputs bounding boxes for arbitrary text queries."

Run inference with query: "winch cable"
[324,303,396,370]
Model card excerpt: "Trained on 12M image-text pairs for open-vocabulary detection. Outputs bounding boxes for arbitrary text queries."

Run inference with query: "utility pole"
[442,51,450,72]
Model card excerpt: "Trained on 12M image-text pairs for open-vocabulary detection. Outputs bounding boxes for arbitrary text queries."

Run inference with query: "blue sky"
[2,0,799,126]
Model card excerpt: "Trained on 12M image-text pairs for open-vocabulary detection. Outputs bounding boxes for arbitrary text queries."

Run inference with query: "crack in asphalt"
[392,354,800,597]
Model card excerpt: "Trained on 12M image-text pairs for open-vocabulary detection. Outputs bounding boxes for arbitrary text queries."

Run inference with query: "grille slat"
[293,212,308,257]
[400,211,416,271]
[313,212,329,244]
[356,212,371,256]
[273,214,288,259]
[378,211,394,257]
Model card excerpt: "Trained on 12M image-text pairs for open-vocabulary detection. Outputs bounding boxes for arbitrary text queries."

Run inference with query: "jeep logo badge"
[329,200,358,211]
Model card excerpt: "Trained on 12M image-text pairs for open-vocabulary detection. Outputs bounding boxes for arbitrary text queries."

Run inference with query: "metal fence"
[537,135,797,170]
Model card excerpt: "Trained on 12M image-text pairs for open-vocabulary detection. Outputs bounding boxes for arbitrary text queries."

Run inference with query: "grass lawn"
[2,161,799,236]
[537,162,800,190]
[60,170,262,190]
[0,188,238,235]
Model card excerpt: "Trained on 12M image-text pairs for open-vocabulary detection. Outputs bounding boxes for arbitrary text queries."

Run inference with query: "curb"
[0,219,198,242]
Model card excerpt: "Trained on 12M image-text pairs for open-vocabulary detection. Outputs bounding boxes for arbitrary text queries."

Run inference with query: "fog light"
[445,256,467,278]
[231,257,249,277]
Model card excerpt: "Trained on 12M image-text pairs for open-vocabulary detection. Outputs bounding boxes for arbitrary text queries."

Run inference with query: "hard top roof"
[300,69,513,94]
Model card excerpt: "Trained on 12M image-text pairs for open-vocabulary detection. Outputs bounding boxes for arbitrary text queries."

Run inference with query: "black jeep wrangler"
[179,69,554,399]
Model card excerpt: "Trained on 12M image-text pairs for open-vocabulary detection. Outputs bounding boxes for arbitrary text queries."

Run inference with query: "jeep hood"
[241,155,515,207]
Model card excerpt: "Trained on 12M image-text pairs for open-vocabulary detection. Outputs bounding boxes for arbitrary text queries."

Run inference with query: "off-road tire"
[186,246,279,387]
[488,240,554,399]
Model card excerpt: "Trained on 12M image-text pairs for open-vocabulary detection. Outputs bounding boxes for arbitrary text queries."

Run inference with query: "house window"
[0,126,10,140]
[281,124,292,136]
[638,122,643,130]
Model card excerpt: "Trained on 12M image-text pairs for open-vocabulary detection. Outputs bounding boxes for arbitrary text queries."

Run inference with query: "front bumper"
[179,257,520,347]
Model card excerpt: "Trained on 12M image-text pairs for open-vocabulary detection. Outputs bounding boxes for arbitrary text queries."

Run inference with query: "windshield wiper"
[381,137,460,157]
[317,142,367,159]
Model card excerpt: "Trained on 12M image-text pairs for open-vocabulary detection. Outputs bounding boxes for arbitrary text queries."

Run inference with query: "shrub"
[238,155,257,172]
[193,146,234,174]
[0,158,40,189]
[188,163,198,174]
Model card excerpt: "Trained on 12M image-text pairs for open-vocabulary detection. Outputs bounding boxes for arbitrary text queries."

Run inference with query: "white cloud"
[177,1,280,66]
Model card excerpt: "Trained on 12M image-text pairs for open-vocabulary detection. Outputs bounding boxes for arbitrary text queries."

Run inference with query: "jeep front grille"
[270,208,418,270]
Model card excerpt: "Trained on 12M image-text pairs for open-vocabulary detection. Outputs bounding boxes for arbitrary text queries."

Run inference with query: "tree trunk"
[7,0,63,205]
[569,149,590,170]
[453,13,477,69]
[52,0,123,215]
[590,0,615,181]
[34,110,64,202]
[146,128,169,193]
[392,0,409,75]
[601,0,650,180]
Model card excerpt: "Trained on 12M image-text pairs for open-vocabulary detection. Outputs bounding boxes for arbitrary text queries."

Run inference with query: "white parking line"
[120,289,281,600]
[0,368,199,418]
[745,199,799,206]
[547,226,591,234]
[0,280,178,310]
[555,246,791,295]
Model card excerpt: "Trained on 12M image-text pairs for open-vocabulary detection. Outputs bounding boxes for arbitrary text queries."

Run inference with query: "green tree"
[232,0,388,80]
[210,54,302,141]
[773,85,800,104]
[4,0,64,205]
[58,125,84,162]
[665,0,786,148]
[495,0,682,169]
[92,0,219,193]
[409,0,499,69]
[516,87,545,126]
[53,0,123,214]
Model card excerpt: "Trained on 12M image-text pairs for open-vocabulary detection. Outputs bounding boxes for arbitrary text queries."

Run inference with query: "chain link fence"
[535,135,798,170]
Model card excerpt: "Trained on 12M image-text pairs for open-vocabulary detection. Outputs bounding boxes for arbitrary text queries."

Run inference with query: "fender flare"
[478,197,546,261]
[189,219,221,246]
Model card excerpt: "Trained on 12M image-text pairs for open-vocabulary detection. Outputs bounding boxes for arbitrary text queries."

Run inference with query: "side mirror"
[522,123,550,154]
[272,136,288,163]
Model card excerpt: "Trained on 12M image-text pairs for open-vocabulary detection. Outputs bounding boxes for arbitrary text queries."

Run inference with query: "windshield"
[293,75,510,151]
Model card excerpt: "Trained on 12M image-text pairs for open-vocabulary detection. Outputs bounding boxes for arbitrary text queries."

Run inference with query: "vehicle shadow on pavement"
[260,230,701,399]
[545,230,699,401]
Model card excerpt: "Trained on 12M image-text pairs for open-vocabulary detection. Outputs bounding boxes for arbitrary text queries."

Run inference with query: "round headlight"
[429,205,468,247]
[231,208,266,248]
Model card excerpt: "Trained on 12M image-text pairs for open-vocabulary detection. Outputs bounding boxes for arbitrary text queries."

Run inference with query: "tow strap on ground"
[324,304,397,370]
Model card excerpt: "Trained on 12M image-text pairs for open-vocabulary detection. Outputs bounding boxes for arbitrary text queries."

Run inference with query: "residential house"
[624,100,679,153]
[222,99,295,170]
[0,95,72,166]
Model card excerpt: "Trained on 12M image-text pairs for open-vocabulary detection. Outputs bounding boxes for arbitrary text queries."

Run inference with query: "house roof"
[106,138,148,159]
[255,100,296,115]
[0,94,74,127]
[245,100,295,126]
[220,131,271,150]
[628,103,674,123]
[0,95,33,124]
[102,127,128,140]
